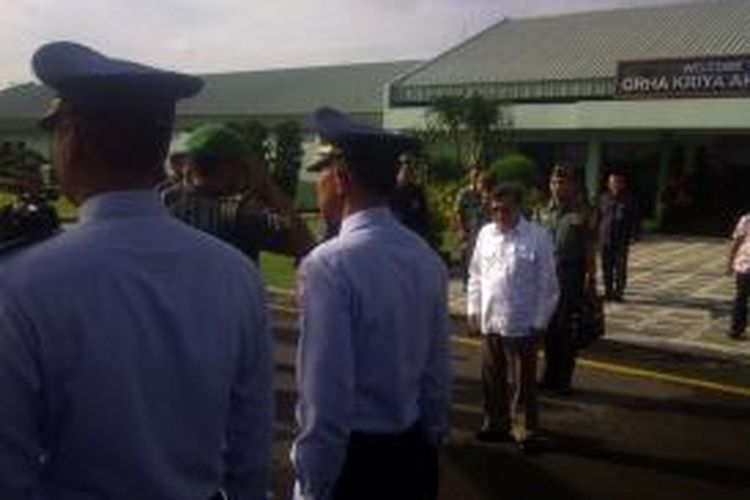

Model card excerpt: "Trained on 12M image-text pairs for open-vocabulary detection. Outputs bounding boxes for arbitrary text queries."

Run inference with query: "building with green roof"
[386,0,750,234]
[0,61,417,160]
[0,59,419,133]
[0,60,419,207]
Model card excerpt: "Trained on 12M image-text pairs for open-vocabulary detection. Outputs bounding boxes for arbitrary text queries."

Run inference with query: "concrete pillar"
[655,140,673,228]
[585,137,602,203]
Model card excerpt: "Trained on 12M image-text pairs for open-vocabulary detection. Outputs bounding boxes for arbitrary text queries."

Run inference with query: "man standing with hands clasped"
[467,183,558,453]
[599,171,639,301]
[0,42,273,500]
[292,107,451,500]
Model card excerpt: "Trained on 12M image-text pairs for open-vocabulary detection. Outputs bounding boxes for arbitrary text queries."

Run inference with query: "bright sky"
[0,0,696,88]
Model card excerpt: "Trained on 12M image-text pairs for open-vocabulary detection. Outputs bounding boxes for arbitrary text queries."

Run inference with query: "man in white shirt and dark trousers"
[468,183,559,453]
[292,107,451,500]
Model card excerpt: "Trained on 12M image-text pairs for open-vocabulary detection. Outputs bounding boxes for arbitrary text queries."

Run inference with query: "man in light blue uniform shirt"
[0,42,273,500]
[291,107,451,500]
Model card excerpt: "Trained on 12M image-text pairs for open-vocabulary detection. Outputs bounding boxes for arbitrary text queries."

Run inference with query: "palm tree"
[271,121,303,198]
[429,95,466,166]
[463,93,500,166]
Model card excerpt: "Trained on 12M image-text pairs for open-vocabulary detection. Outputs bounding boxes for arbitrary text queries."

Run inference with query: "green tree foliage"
[228,120,269,159]
[464,93,499,166]
[426,156,464,183]
[424,95,520,261]
[429,95,466,166]
[427,93,511,171]
[0,146,47,190]
[410,129,461,183]
[489,152,535,186]
[489,152,544,214]
[271,121,303,198]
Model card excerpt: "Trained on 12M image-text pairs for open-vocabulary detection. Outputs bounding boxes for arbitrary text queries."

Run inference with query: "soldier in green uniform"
[455,166,494,284]
[535,165,597,393]
[166,123,314,264]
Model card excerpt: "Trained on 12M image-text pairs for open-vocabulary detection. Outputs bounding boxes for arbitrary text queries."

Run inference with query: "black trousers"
[542,307,577,389]
[542,268,584,390]
[332,424,438,500]
[601,243,629,298]
[731,272,750,335]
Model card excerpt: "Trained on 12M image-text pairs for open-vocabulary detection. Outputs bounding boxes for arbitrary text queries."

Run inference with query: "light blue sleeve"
[223,275,275,500]
[292,256,354,500]
[419,265,452,446]
[0,291,42,499]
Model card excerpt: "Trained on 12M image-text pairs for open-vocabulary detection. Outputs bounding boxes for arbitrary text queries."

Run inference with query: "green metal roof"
[179,60,420,117]
[0,60,421,124]
[391,0,750,104]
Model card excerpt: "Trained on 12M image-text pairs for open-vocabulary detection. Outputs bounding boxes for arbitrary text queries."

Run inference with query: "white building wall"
[385,98,750,132]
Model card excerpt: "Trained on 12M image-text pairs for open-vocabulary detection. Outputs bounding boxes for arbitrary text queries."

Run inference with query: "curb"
[448,306,750,364]
[268,286,750,364]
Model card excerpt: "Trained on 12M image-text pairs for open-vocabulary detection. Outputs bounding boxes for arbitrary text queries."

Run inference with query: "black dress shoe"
[539,381,573,396]
[475,428,513,443]
[729,330,747,340]
[553,386,574,396]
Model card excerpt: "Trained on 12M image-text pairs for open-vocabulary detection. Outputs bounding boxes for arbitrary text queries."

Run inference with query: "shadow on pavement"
[440,442,584,500]
[619,293,730,316]
[565,387,749,421]
[545,432,750,489]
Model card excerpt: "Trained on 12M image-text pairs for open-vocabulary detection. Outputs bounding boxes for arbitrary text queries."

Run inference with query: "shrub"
[489,152,535,186]
[426,156,464,183]
[425,180,464,261]
[271,121,303,198]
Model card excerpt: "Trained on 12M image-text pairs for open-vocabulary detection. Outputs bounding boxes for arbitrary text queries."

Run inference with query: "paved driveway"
[449,236,750,360]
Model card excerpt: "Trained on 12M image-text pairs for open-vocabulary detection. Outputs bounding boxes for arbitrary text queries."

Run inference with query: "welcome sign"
[616,55,750,98]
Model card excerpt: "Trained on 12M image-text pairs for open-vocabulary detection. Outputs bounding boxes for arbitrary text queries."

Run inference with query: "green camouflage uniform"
[535,198,595,390]
[166,187,289,264]
[455,186,489,282]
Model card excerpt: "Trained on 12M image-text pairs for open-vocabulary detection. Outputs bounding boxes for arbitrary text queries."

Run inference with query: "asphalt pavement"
[269,309,750,500]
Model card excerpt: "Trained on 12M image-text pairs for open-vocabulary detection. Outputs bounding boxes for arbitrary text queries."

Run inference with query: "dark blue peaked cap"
[308,106,419,171]
[32,41,203,126]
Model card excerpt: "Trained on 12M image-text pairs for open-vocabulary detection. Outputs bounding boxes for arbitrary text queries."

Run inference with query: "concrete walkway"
[449,236,750,361]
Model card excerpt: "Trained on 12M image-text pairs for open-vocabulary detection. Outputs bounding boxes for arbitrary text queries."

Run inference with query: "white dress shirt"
[292,207,451,500]
[0,190,273,500]
[467,216,559,336]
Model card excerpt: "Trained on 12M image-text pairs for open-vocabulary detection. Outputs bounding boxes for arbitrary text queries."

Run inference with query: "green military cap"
[186,124,249,165]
